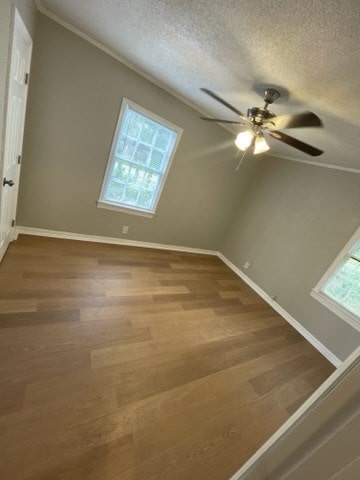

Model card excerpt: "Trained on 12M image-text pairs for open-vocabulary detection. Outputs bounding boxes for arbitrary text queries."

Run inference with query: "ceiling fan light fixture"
[235,130,254,150]
[254,134,270,154]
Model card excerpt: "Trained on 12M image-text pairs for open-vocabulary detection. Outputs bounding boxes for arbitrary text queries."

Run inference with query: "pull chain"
[235,149,247,171]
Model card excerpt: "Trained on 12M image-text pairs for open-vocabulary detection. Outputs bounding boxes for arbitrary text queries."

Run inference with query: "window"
[312,226,360,331]
[98,98,182,217]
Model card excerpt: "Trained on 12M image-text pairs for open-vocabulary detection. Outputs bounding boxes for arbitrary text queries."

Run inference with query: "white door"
[0,9,32,261]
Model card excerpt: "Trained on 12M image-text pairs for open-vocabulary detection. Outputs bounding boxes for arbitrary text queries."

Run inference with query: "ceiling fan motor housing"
[247,107,275,125]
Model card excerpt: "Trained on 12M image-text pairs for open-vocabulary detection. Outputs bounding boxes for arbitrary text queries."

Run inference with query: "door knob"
[3,178,14,187]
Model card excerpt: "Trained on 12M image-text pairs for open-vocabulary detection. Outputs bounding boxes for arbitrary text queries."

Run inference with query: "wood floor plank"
[98,257,171,268]
[0,383,26,417]
[249,355,316,396]
[80,301,183,321]
[0,287,105,300]
[0,299,38,314]
[37,294,156,312]
[22,270,132,279]
[0,235,334,480]
[106,284,189,297]
[0,309,80,328]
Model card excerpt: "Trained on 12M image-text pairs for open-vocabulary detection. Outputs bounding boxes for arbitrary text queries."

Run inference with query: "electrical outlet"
[122,225,129,234]
[244,261,251,270]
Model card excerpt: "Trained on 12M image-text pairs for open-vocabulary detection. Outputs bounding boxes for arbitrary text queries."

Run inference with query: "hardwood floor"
[0,235,334,480]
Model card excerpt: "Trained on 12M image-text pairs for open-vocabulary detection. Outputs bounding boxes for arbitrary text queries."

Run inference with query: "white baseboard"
[15,226,218,256]
[217,253,342,368]
[15,225,342,367]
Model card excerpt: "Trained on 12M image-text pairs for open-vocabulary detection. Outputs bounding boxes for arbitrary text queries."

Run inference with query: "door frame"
[229,345,360,479]
[0,7,33,260]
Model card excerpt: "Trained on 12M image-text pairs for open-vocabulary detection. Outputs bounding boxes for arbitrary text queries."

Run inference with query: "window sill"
[97,200,155,218]
[311,289,360,332]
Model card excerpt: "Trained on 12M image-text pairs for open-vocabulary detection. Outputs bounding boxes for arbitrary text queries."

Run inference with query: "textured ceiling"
[38,0,360,170]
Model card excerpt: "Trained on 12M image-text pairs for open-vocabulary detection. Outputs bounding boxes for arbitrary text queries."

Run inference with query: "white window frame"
[97,98,183,218]
[311,225,360,332]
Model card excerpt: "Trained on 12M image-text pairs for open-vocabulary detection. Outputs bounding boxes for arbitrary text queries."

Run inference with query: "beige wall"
[0,0,37,177]
[221,156,360,360]
[17,14,244,250]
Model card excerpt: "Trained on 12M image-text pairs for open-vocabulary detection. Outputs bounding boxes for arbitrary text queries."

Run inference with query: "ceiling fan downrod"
[247,88,281,125]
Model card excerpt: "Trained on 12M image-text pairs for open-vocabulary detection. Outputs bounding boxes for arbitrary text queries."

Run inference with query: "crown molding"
[35,1,360,175]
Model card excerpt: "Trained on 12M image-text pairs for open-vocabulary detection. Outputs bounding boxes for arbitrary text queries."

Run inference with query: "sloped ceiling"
[37,0,360,171]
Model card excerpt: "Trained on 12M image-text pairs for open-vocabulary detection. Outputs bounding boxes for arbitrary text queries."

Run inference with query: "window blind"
[104,104,178,212]
[323,243,360,316]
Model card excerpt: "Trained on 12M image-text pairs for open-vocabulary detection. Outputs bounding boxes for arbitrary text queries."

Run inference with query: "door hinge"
[18,154,22,164]
[11,219,15,228]
[25,72,29,85]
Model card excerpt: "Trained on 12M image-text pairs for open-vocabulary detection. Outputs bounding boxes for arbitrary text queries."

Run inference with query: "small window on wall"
[311,226,360,331]
[98,98,183,217]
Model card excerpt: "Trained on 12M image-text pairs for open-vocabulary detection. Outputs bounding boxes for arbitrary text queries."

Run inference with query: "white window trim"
[97,200,154,218]
[98,98,183,218]
[311,225,360,332]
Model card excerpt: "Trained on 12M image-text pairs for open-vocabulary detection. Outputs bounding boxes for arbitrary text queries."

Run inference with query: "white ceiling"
[37,0,360,171]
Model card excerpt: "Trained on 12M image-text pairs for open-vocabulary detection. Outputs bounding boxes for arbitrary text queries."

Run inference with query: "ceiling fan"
[200,88,324,156]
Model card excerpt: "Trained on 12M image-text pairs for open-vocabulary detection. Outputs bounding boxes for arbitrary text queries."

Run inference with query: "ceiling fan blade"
[268,130,323,156]
[199,117,245,125]
[267,111,323,130]
[200,88,250,123]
